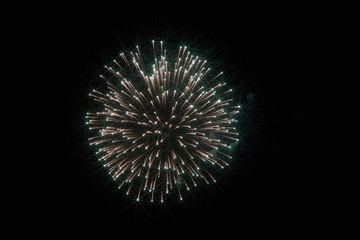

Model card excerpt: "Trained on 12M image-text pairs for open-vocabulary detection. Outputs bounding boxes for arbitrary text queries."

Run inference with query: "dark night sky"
[26,3,313,233]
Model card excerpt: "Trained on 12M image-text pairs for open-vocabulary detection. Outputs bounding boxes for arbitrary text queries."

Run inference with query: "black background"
[27,3,313,234]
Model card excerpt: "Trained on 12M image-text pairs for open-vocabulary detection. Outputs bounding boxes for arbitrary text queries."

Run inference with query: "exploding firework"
[86,40,241,203]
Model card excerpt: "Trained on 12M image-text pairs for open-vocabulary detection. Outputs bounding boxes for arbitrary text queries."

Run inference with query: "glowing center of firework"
[146,116,187,147]
[86,41,240,203]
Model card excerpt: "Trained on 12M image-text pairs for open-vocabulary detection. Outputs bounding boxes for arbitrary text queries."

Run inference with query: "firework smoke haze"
[86,41,241,203]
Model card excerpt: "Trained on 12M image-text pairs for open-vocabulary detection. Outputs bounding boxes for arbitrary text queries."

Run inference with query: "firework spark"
[86,41,241,203]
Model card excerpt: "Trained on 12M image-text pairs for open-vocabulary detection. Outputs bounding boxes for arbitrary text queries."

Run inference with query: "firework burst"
[86,40,241,203]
